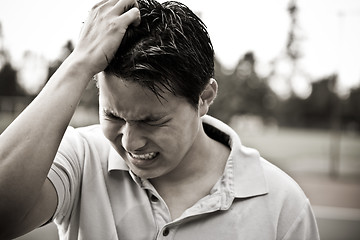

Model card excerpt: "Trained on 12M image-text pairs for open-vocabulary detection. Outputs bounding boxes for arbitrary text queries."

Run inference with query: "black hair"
[104,0,214,108]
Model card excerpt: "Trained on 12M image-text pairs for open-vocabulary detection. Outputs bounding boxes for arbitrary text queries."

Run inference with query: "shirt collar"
[202,115,268,199]
[108,147,129,171]
[107,115,268,198]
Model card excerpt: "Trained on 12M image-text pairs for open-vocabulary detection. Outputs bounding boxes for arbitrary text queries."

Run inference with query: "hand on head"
[73,0,141,75]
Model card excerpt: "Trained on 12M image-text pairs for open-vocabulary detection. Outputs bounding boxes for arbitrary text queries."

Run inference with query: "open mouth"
[129,152,159,160]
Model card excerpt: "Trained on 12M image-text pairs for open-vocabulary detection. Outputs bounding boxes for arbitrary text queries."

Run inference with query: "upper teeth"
[130,152,157,160]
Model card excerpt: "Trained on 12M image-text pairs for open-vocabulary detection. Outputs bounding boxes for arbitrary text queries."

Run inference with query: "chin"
[132,169,162,180]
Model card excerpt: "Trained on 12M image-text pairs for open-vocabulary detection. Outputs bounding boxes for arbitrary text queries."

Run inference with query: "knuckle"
[107,20,127,35]
[91,0,107,10]
[108,21,119,32]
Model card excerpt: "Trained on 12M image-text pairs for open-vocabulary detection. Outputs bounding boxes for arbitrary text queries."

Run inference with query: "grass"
[231,121,360,177]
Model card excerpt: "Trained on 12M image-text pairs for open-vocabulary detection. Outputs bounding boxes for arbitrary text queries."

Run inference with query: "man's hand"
[0,2,141,238]
[73,0,141,75]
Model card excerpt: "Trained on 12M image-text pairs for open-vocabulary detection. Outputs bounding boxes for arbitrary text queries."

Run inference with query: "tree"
[210,52,278,123]
[0,22,22,96]
[0,62,21,96]
[343,86,360,132]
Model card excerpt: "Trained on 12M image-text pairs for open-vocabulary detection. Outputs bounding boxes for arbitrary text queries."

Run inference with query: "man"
[0,0,319,239]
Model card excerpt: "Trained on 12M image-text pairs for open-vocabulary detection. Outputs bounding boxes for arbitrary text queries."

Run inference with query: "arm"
[0,0,140,238]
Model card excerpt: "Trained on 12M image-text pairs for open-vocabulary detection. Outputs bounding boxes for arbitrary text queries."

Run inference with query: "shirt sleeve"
[47,126,85,225]
[282,199,320,240]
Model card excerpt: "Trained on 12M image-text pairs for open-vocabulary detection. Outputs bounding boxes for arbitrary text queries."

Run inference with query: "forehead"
[97,73,180,119]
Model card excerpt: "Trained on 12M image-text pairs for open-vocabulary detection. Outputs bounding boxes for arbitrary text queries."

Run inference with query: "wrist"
[65,51,99,79]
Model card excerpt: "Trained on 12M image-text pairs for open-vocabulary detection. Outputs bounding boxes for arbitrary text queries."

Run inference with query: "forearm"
[0,53,93,221]
[0,0,141,233]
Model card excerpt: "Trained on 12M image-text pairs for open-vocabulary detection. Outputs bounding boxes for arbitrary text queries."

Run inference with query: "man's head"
[104,0,214,108]
[98,0,218,179]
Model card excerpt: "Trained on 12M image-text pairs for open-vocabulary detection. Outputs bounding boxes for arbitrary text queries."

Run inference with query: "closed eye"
[103,109,123,121]
[143,118,171,127]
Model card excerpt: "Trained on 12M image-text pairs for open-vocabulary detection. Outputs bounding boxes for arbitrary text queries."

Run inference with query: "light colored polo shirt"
[48,115,319,240]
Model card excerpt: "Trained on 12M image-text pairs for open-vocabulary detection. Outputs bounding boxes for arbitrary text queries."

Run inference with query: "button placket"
[157,225,176,239]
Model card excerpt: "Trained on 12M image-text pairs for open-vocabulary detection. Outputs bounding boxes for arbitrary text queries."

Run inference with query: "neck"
[149,122,230,220]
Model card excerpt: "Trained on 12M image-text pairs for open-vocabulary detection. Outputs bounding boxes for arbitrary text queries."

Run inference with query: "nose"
[120,122,146,153]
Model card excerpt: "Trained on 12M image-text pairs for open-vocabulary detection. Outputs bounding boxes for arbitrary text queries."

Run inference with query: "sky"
[0,0,359,96]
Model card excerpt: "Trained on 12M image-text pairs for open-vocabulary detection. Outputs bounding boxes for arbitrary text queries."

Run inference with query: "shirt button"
[163,228,170,236]
[150,195,158,202]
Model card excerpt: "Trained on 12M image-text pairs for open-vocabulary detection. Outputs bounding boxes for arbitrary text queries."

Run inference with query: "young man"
[0,0,319,239]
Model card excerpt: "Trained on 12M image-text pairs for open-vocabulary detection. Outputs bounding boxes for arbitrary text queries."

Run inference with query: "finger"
[116,6,141,28]
[134,0,139,9]
[112,0,139,15]
[91,0,109,10]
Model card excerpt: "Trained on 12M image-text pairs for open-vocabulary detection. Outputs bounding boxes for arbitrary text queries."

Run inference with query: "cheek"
[159,123,198,152]
[100,121,118,142]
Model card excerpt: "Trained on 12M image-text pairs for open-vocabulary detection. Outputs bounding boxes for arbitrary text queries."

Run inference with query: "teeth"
[130,152,157,160]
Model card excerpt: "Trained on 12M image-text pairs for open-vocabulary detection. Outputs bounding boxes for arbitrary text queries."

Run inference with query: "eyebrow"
[140,115,167,122]
[102,108,167,122]
[103,108,120,117]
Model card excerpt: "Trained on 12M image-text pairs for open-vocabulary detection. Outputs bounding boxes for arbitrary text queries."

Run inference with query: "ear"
[199,78,218,117]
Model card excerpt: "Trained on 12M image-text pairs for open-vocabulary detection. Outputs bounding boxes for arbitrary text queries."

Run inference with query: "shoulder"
[260,158,307,204]
[259,158,319,238]
[57,124,111,164]
[61,124,108,148]
[75,124,106,141]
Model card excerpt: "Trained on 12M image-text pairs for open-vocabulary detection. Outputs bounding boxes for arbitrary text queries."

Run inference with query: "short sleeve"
[47,126,85,225]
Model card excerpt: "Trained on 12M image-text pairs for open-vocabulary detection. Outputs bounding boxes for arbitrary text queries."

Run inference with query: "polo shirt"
[48,115,320,240]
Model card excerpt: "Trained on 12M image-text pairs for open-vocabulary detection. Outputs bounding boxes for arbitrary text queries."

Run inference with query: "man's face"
[98,74,202,179]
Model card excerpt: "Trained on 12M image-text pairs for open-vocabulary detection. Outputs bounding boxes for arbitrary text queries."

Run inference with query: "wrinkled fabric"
[47,115,319,240]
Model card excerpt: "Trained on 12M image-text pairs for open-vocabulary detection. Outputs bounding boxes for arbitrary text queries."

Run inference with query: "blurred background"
[0,0,359,239]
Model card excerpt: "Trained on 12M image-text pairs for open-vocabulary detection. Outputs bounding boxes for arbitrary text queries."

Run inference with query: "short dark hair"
[104,0,214,108]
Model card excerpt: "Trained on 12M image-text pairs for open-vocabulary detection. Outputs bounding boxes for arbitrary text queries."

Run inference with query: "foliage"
[343,87,360,131]
[0,35,359,132]
[0,62,24,96]
[211,52,360,132]
[210,52,278,124]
